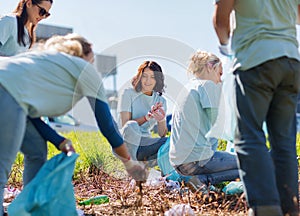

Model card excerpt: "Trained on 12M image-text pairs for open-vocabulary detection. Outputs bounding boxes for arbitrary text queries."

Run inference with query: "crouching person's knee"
[121,121,142,161]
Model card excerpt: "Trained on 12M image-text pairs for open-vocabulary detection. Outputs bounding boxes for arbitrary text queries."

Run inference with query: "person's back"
[170,79,220,166]
[232,0,300,71]
[214,0,300,215]
[0,50,105,118]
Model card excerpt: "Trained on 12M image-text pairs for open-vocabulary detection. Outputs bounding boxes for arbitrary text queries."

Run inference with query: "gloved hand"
[218,43,234,57]
[145,102,164,121]
[123,159,148,182]
[150,102,163,113]
[59,139,76,156]
[152,107,166,122]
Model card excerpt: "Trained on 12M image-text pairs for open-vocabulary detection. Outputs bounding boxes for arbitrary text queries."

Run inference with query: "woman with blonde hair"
[169,50,239,191]
[0,34,147,214]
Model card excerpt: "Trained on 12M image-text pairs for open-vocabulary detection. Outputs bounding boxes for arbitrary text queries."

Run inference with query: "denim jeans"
[175,151,239,185]
[234,57,300,215]
[20,119,48,186]
[137,136,168,161]
[121,120,167,165]
[0,85,26,215]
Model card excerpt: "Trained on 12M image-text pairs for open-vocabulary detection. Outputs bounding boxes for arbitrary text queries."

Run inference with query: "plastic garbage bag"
[157,137,189,183]
[8,153,78,216]
[206,56,236,143]
[222,181,244,195]
[164,204,195,216]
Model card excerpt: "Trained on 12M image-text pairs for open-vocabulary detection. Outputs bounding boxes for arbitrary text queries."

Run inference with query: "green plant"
[8,131,126,184]
[8,132,300,185]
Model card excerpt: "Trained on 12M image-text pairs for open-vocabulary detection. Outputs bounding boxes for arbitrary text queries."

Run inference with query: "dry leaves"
[74,170,248,216]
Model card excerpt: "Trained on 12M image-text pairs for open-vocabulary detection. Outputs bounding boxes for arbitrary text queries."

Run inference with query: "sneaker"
[186,176,208,193]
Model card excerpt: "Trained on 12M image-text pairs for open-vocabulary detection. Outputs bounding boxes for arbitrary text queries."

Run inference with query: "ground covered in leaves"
[74,170,248,216]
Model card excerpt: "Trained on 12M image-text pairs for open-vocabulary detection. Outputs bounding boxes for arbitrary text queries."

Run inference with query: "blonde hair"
[44,33,92,58]
[187,50,221,75]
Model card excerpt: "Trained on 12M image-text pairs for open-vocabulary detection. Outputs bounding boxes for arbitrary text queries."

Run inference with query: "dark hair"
[131,61,165,96]
[13,0,53,48]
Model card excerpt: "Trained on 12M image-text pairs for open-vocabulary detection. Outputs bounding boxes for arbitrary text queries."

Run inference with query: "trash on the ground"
[145,168,165,188]
[146,177,165,188]
[165,180,180,191]
[3,186,21,199]
[78,195,109,205]
[164,204,195,216]
[76,209,84,216]
[222,181,244,195]
[129,179,136,189]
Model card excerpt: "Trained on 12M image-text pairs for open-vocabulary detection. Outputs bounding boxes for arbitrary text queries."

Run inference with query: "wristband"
[144,114,151,121]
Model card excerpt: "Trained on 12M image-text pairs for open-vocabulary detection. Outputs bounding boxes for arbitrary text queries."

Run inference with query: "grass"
[8,132,300,185]
[8,131,126,184]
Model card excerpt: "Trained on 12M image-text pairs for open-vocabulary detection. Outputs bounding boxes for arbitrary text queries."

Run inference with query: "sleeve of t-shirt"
[204,107,219,125]
[75,62,108,103]
[29,117,65,149]
[199,81,222,109]
[117,88,132,113]
[87,97,124,148]
[0,16,14,47]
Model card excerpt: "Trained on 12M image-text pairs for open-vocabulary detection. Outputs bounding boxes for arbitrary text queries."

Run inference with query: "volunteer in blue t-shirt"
[0,34,147,215]
[169,50,239,191]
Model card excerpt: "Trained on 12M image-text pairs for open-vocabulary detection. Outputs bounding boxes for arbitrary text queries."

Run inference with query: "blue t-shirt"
[0,14,29,56]
[169,78,222,166]
[118,87,167,136]
[0,50,107,117]
[230,0,300,70]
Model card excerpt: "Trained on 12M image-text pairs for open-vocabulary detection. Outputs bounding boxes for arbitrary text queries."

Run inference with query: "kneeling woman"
[118,61,168,164]
[169,51,240,190]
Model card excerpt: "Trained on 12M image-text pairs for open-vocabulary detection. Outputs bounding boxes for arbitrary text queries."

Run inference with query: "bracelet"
[144,114,150,121]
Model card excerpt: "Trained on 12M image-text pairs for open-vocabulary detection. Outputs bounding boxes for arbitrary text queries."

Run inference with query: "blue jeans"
[137,136,168,161]
[175,151,239,185]
[20,119,48,186]
[0,85,26,215]
[234,57,300,215]
[121,120,167,164]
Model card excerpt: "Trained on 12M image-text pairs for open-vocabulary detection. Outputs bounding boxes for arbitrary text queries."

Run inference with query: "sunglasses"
[34,3,51,18]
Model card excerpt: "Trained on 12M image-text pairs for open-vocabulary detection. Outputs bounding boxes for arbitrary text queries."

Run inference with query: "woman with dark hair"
[0,0,52,56]
[118,61,168,164]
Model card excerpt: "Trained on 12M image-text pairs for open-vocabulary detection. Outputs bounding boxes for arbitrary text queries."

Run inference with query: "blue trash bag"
[222,181,244,195]
[8,153,79,216]
[157,137,190,183]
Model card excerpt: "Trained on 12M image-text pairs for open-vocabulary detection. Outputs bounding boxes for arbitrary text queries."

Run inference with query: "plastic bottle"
[78,195,109,205]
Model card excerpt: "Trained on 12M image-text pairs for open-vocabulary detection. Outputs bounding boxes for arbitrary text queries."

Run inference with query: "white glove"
[152,107,166,122]
[150,102,163,113]
[59,139,76,156]
[218,43,234,57]
[123,159,148,182]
